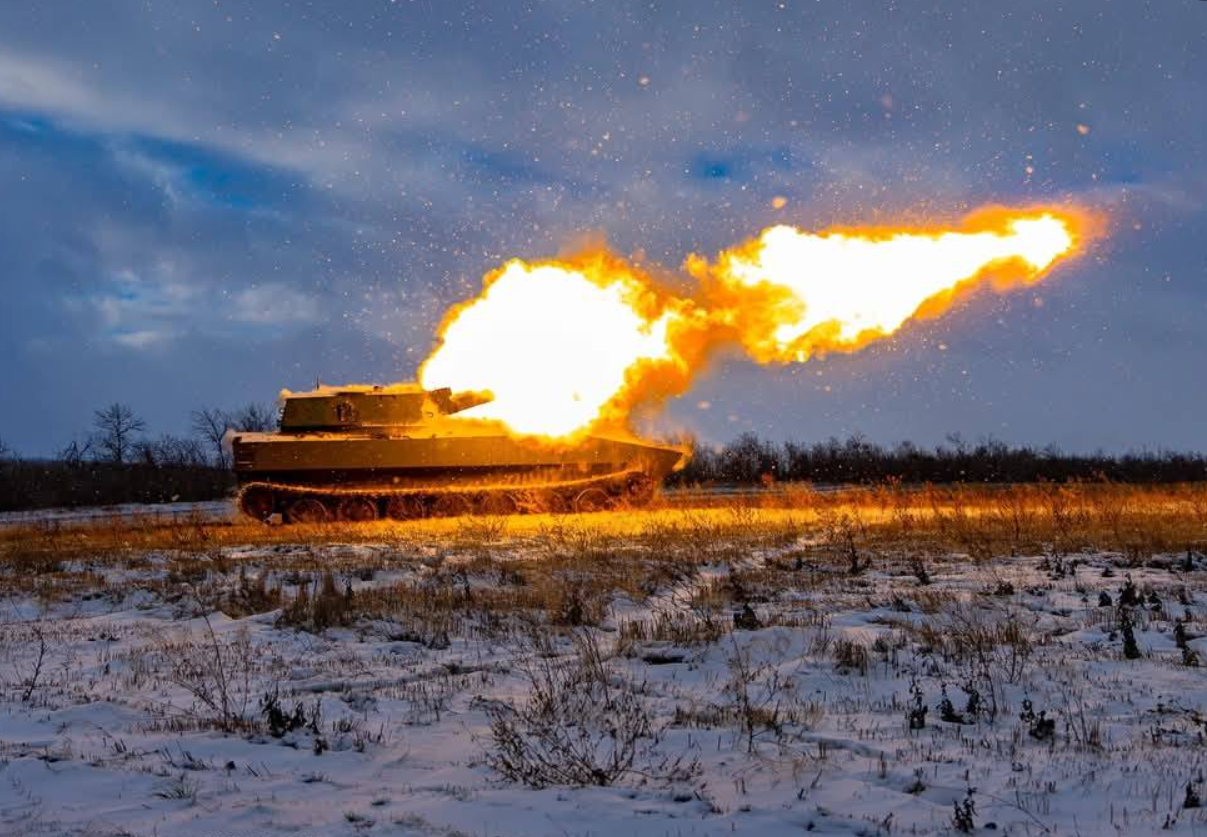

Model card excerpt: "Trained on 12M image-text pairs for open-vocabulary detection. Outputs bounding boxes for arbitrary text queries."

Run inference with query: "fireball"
[419,254,690,438]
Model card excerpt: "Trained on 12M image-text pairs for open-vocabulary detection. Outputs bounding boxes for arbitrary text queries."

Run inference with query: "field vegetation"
[0,483,1205,835]
[2,481,1204,589]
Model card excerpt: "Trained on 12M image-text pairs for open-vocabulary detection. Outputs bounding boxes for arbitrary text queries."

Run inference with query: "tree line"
[3,416,1205,513]
[0,402,276,512]
[667,432,1207,486]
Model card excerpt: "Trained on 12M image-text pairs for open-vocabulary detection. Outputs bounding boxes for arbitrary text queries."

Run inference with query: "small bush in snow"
[938,685,968,725]
[1185,782,1202,810]
[163,620,255,733]
[483,632,695,788]
[1118,605,1142,660]
[907,681,928,730]
[279,572,355,632]
[832,639,869,676]
[1020,699,1055,742]
[952,790,976,833]
[260,686,313,738]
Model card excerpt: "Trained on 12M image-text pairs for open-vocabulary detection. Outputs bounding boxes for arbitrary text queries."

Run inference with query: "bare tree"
[92,403,147,464]
[0,436,11,461]
[132,438,157,466]
[57,438,93,466]
[162,435,208,468]
[136,434,209,468]
[191,408,232,469]
[232,403,276,432]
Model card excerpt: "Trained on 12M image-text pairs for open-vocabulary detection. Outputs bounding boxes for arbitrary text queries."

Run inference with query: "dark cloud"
[0,0,1203,454]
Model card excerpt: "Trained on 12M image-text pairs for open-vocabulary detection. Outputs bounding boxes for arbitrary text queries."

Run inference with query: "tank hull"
[233,427,685,522]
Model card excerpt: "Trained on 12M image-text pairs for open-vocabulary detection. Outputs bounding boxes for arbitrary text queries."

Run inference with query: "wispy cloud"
[232,285,321,325]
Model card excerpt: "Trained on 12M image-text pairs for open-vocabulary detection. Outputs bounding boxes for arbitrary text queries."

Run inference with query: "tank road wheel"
[337,496,379,522]
[625,473,657,507]
[287,497,331,524]
[386,495,426,521]
[573,487,613,514]
[478,492,519,517]
[239,486,276,521]
[430,493,472,518]
[543,491,571,515]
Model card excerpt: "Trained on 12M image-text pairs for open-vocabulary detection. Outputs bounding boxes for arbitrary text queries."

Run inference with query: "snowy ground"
[2,508,1207,836]
[0,500,234,529]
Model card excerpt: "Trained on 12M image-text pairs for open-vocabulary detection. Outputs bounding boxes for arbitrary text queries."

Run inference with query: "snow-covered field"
[1,499,1206,836]
[0,500,234,529]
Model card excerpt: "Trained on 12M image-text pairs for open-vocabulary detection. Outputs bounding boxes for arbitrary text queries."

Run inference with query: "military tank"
[232,384,687,523]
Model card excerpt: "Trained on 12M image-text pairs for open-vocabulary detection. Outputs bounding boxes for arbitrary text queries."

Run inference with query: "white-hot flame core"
[725,215,1074,352]
[420,260,676,437]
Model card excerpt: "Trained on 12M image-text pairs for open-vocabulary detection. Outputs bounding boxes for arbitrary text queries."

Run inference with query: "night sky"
[1,1,1204,456]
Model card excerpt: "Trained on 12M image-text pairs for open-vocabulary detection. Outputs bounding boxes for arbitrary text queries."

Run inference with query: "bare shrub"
[1118,603,1142,660]
[1053,671,1102,749]
[153,773,198,803]
[832,639,869,675]
[455,516,508,552]
[909,556,932,585]
[0,609,86,707]
[952,790,977,833]
[260,686,311,737]
[618,610,729,649]
[279,572,355,632]
[483,632,695,787]
[990,487,1036,556]
[818,509,868,573]
[696,638,824,754]
[1041,483,1088,557]
[724,639,789,752]
[933,489,1000,562]
[904,602,1036,720]
[221,565,282,617]
[18,622,47,702]
[397,674,466,725]
[159,618,256,732]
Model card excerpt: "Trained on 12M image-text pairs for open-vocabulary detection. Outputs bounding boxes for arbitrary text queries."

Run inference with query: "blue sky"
[0,0,1204,454]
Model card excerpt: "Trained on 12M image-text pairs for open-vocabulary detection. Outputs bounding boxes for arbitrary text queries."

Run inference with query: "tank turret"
[276,385,489,432]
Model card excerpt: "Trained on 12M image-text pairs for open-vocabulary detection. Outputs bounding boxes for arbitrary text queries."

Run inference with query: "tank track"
[238,469,657,523]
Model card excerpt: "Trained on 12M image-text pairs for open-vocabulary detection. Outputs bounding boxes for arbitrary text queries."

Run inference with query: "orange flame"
[419,251,700,438]
[702,206,1090,362]
[418,205,1093,439]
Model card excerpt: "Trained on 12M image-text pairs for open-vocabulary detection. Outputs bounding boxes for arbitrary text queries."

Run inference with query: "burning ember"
[420,205,1091,439]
